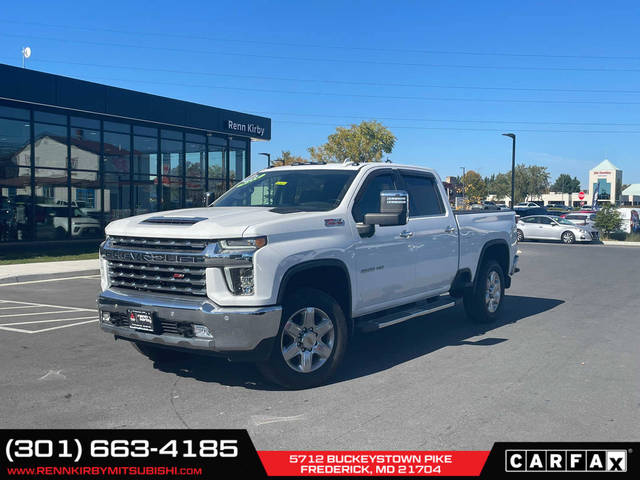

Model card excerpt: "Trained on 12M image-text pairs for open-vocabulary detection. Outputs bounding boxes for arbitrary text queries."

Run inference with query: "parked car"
[516,215,596,244]
[618,208,640,234]
[547,205,572,215]
[514,206,548,217]
[561,212,597,229]
[516,202,540,208]
[35,204,102,238]
[98,163,519,388]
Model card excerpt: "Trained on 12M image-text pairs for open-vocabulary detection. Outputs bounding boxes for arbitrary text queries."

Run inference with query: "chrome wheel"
[280,307,335,373]
[517,229,524,242]
[562,232,575,244]
[485,271,501,313]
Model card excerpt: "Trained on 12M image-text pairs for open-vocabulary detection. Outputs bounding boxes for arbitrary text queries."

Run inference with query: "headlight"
[219,236,267,250]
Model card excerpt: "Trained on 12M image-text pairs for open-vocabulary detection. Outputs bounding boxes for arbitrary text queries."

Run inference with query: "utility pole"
[502,133,516,208]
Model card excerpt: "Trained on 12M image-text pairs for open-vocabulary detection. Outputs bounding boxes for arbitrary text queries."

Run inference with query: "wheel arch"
[474,239,511,289]
[277,259,353,333]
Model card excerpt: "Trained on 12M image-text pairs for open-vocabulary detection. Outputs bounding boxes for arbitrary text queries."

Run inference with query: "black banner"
[0,429,267,478]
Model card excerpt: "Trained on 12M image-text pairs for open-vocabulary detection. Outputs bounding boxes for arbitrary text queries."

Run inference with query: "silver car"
[516,215,594,244]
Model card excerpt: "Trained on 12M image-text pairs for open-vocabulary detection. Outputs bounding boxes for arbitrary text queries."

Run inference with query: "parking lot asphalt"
[0,242,638,450]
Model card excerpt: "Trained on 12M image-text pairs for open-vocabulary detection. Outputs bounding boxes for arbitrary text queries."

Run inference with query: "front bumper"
[98,288,282,361]
[576,231,595,242]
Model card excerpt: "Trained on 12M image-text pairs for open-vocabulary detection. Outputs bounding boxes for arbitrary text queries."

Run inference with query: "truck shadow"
[149,294,563,390]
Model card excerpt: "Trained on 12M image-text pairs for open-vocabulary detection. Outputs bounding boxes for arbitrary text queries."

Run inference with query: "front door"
[352,170,415,314]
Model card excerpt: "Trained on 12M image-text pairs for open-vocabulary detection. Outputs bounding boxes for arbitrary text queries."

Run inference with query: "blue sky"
[2,0,640,187]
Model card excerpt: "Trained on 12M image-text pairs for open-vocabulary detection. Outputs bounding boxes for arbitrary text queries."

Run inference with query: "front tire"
[463,259,505,324]
[561,231,576,244]
[258,288,348,389]
[516,229,524,242]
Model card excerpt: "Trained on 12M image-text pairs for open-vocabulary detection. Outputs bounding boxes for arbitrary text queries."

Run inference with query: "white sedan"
[516,215,595,244]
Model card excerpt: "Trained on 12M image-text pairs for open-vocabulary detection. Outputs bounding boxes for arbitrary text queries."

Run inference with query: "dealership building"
[0,63,270,244]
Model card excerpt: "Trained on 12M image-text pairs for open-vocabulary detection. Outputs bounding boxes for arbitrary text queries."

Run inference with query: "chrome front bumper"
[98,288,282,360]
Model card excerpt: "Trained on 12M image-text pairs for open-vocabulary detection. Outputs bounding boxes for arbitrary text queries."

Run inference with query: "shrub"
[594,204,623,238]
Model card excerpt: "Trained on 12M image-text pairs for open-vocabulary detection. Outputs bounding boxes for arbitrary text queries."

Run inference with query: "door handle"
[445,225,456,233]
[400,230,413,238]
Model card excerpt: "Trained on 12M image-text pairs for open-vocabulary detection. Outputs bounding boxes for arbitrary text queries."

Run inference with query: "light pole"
[502,133,516,208]
[460,166,466,205]
[259,152,271,168]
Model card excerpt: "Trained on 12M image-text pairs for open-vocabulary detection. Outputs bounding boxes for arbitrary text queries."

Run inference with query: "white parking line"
[0,310,87,318]
[0,305,49,310]
[0,315,97,326]
[0,299,94,312]
[0,275,99,287]
[0,319,98,334]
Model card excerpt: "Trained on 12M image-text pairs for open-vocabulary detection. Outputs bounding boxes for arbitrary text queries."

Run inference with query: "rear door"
[519,216,539,238]
[398,170,458,297]
[352,169,416,313]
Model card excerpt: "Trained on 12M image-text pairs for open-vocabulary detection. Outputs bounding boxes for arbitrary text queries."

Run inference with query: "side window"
[352,173,395,223]
[538,217,553,224]
[402,174,445,217]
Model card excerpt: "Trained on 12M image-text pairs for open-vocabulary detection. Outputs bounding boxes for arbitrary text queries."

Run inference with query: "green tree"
[308,120,396,163]
[551,173,581,206]
[594,204,623,238]
[513,164,550,203]
[486,172,511,200]
[272,150,307,167]
[462,170,488,204]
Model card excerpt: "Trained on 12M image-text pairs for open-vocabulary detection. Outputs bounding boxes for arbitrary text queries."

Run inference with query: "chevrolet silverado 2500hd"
[98,163,519,388]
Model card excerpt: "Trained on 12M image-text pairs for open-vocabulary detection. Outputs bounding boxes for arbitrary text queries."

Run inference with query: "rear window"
[401,174,445,217]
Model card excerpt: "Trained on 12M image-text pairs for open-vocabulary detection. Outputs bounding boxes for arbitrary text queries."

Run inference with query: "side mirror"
[203,191,216,206]
[364,190,409,226]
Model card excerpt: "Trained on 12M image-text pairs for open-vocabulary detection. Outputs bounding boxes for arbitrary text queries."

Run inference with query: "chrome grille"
[106,236,209,296]
[109,236,208,253]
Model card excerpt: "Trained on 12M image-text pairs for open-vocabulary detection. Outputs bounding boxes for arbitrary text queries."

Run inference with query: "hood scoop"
[141,216,207,225]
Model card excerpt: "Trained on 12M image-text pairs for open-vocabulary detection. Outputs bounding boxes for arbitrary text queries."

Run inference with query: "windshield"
[213,169,358,211]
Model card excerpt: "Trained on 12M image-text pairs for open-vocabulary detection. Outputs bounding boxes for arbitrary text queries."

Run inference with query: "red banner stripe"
[258,451,490,476]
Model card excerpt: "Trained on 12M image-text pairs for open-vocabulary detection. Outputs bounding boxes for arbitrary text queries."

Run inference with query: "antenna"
[21,46,31,68]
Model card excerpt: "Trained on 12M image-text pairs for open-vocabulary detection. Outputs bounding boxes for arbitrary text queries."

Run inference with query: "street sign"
[578,191,585,200]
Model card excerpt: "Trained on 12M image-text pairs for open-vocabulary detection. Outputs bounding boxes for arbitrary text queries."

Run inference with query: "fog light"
[101,311,111,323]
[224,267,255,295]
[239,268,254,295]
[193,324,213,339]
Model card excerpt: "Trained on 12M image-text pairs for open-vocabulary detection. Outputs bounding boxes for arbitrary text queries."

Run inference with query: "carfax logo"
[505,450,627,472]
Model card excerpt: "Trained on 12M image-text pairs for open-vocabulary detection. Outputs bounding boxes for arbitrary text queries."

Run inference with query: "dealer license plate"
[128,310,154,332]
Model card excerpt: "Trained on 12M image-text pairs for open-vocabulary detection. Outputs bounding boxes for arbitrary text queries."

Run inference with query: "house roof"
[622,183,640,196]
[591,159,620,171]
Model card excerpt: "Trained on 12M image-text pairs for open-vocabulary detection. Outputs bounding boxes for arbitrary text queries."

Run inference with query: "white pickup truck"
[98,162,519,388]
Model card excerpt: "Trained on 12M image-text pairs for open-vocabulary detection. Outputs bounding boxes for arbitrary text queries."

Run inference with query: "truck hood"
[105,207,285,239]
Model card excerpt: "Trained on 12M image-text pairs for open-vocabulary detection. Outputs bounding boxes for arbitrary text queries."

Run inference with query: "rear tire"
[561,231,576,244]
[258,288,348,389]
[463,259,505,324]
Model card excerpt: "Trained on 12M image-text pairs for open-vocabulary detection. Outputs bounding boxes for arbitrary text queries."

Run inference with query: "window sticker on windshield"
[275,181,288,186]
[236,173,265,187]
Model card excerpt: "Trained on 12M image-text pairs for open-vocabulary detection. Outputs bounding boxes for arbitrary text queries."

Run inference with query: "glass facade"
[0,100,250,243]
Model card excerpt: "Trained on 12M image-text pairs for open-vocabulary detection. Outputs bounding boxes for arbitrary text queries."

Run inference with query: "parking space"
[0,297,97,334]
[0,245,638,450]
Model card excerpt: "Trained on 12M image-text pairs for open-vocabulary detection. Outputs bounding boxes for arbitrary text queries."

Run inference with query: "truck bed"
[454,210,517,280]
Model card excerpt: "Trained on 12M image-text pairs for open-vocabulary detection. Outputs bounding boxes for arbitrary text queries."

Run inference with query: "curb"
[0,269,100,285]
[602,240,640,247]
